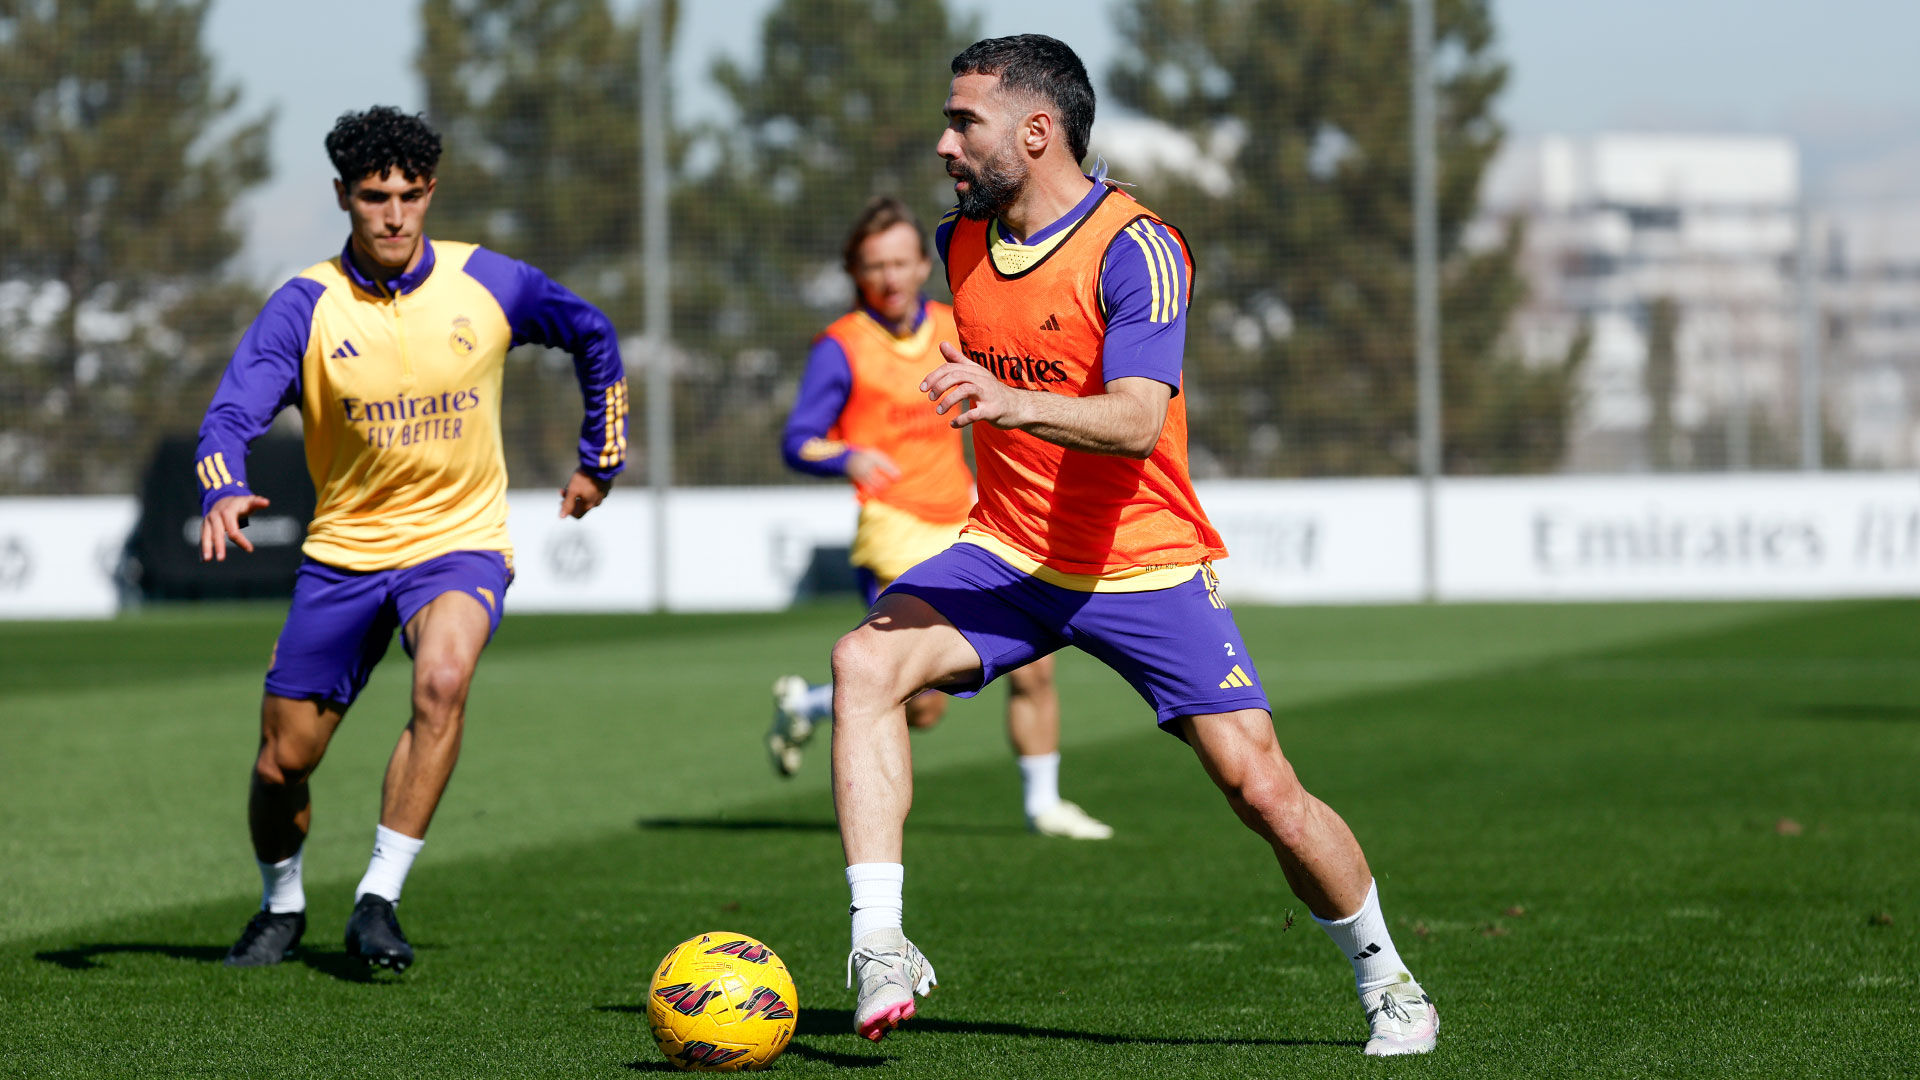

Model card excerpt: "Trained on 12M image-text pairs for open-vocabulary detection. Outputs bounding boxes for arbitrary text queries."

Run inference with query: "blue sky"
[206,0,1920,281]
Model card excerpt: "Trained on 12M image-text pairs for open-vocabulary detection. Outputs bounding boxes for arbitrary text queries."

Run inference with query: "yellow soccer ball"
[647,931,799,1071]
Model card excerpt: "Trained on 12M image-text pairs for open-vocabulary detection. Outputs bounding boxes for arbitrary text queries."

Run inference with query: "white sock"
[1313,879,1413,994]
[1018,752,1061,819]
[354,824,425,905]
[802,682,835,721]
[846,862,904,947]
[257,848,305,913]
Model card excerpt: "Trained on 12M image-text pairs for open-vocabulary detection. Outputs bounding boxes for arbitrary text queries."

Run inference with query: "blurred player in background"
[772,196,1111,841]
[831,36,1438,1055]
[197,107,627,972]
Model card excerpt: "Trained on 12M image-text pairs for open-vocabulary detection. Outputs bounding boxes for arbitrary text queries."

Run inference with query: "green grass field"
[3,599,1916,1077]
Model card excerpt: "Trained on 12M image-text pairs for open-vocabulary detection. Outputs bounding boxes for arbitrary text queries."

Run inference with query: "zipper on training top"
[381,281,415,387]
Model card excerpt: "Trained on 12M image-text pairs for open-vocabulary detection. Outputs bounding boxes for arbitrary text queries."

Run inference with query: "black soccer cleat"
[225,908,306,967]
[344,893,414,972]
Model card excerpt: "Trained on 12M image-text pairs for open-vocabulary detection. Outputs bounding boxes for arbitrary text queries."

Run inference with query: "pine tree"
[1108,0,1580,476]
[672,0,977,483]
[416,0,661,487]
[0,0,270,493]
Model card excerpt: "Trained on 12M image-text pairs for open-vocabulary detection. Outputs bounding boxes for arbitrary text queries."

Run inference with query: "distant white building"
[1484,133,1920,470]
[1821,199,1920,466]
[1480,133,1811,471]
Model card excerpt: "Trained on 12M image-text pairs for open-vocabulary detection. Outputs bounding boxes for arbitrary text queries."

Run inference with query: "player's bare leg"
[1002,655,1058,757]
[249,695,347,863]
[227,695,345,966]
[1179,709,1370,916]
[1004,657,1111,838]
[831,593,979,864]
[829,592,979,1040]
[1180,709,1438,1055]
[346,590,491,972]
[379,591,491,837]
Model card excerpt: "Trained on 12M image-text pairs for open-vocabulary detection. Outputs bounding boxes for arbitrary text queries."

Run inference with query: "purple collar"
[859,295,929,336]
[340,236,437,296]
[997,177,1104,246]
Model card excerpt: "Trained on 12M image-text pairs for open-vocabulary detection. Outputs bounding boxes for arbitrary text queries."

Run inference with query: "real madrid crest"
[449,315,478,355]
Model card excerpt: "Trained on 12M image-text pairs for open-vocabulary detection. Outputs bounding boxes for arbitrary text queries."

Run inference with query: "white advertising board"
[1437,473,1920,600]
[1197,479,1422,603]
[0,497,137,618]
[8,474,1920,618]
[504,486,854,613]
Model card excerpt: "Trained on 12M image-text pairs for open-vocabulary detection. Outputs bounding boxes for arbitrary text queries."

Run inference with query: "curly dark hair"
[951,35,1095,165]
[324,106,442,186]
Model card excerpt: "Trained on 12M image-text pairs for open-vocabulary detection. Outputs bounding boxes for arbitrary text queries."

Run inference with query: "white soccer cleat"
[846,929,937,1042]
[1362,974,1438,1056]
[1028,799,1114,840]
[767,674,815,778]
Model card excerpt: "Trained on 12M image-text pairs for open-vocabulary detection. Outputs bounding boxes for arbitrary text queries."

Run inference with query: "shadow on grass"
[35,943,228,970]
[33,942,392,984]
[1789,702,1920,723]
[636,817,1024,837]
[600,1006,890,1070]
[798,1007,1360,1049]
[596,1003,1355,1055]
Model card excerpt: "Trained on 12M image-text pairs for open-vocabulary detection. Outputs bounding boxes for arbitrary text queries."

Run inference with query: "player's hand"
[200,494,272,563]
[845,449,901,495]
[559,470,611,519]
[922,341,1022,430]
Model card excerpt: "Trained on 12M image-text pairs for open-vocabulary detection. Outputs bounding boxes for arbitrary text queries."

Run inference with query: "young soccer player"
[770,196,1111,840]
[199,107,627,972]
[832,37,1438,1055]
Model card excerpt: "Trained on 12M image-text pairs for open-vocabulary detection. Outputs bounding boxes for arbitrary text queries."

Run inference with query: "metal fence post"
[641,0,671,610]
[1797,193,1821,471]
[1411,0,1440,601]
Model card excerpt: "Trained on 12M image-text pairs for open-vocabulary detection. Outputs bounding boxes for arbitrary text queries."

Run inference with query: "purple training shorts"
[263,549,512,707]
[881,541,1270,730]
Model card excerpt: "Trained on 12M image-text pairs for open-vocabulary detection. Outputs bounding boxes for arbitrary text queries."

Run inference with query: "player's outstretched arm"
[558,469,612,519]
[200,494,274,562]
[194,278,317,562]
[921,342,1170,458]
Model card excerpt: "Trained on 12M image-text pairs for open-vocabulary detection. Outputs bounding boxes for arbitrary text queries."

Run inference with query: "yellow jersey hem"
[957,531,1201,592]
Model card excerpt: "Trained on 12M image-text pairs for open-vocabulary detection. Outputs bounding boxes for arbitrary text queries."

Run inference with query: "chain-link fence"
[4,0,1915,499]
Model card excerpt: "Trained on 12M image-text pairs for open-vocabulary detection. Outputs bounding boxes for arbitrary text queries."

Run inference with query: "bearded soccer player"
[770,196,1111,841]
[198,107,627,972]
[831,37,1437,1055]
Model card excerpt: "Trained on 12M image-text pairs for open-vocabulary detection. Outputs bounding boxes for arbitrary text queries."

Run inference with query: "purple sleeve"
[194,278,322,514]
[1099,217,1190,395]
[464,247,628,481]
[781,337,854,478]
[934,207,959,266]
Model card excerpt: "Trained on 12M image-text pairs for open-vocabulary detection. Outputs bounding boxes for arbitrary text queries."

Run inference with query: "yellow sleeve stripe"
[939,207,960,225]
[799,437,847,462]
[1144,222,1184,320]
[599,379,629,469]
[1127,220,1182,324]
[1122,222,1166,324]
[197,454,237,490]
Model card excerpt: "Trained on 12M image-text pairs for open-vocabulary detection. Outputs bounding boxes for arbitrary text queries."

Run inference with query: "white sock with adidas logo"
[846,862,904,948]
[1313,879,1412,994]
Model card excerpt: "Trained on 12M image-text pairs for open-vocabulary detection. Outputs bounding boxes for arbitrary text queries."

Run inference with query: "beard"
[951,141,1027,220]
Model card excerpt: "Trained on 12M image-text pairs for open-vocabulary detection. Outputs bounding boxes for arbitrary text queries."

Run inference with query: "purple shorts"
[882,542,1270,729]
[264,550,512,707]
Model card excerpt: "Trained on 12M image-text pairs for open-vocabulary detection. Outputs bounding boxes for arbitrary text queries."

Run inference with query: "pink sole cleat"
[858,1000,916,1042]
